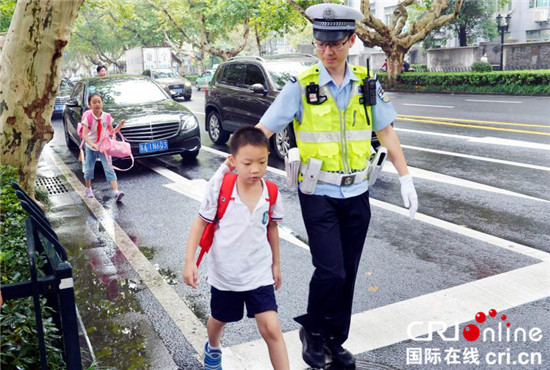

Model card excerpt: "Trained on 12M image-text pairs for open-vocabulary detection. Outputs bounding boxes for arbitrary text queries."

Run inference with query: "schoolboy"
[183,127,289,370]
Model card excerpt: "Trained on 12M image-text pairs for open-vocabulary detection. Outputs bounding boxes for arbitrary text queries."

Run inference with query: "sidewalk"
[36,145,198,369]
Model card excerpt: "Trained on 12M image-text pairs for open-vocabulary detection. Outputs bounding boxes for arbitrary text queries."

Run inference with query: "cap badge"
[323,7,335,20]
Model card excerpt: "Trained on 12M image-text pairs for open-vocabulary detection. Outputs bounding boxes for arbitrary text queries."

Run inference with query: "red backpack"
[196,173,278,267]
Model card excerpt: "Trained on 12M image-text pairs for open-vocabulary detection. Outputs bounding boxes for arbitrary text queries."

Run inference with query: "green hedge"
[377,70,550,95]
[1,165,65,369]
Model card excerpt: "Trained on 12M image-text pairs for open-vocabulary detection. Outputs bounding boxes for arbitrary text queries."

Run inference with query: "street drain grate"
[36,176,69,195]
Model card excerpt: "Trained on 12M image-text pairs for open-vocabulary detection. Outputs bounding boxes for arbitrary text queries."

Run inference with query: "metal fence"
[0,182,82,370]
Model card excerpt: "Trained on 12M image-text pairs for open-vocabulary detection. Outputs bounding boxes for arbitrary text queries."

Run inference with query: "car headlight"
[180,114,198,130]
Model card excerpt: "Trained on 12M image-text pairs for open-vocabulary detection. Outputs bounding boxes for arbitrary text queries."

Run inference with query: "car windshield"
[264,60,317,90]
[152,70,179,79]
[88,78,168,107]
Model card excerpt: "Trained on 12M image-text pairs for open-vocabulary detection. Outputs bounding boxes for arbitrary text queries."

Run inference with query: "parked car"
[142,68,192,101]
[52,78,74,117]
[62,75,200,160]
[195,69,214,90]
[205,54,318,160]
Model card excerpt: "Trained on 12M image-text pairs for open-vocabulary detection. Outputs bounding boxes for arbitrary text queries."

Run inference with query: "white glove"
[399,175,418,220]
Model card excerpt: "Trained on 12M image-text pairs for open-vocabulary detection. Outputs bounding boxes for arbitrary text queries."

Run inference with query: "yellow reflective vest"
[293,64,373,174]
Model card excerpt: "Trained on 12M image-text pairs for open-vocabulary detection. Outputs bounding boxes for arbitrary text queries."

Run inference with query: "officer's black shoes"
[324,342,356,367]
[299,326,326,368]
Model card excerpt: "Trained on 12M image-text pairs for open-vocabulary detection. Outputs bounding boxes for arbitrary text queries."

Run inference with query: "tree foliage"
[420,0,498,48]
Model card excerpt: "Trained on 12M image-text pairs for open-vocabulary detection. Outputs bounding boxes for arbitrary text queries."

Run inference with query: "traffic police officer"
[256,3,418,368]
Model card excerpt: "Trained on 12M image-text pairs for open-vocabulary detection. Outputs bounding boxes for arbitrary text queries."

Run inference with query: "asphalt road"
[46,90,550,369]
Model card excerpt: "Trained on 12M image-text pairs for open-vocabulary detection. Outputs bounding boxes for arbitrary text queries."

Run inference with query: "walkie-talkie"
[363,59,377,106]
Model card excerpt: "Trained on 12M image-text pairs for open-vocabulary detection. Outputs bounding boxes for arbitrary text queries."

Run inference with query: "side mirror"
[65,98,79,107]
[250,83,267,95]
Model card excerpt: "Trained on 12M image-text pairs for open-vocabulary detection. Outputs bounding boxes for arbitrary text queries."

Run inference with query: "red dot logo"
[488,309,497,317]
[501,314,507,321]
[463,324,480,341]
[506,322,511,327]
[475,312,486,323]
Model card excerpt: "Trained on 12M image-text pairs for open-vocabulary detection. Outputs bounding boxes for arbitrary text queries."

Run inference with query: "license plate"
[55,105,63,111]
[139,140,168,154]
[173,88,183,93]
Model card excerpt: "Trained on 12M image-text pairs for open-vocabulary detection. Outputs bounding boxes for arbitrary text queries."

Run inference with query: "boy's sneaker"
[204,341,222,370]
[115,190,125,202]
[85,188,94,198]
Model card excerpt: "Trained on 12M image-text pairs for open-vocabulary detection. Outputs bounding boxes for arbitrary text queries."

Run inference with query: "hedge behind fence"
[377,70,550,95]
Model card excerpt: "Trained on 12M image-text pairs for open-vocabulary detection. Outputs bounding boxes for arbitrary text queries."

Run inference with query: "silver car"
[142,68,192,101]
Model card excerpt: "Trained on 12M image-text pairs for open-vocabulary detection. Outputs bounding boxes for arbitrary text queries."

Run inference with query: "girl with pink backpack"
[81,93,126,201]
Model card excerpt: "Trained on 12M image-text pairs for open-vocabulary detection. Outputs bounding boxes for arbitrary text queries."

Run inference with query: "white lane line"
[44,146,207,361]
[224,261,550,369]
[465,99,522,104]
[383,162,548,203]
[395,128,550,151]
[146,164,309,250]
[370,197,550,262]
[402,103,455,109]
[402,144,550,172]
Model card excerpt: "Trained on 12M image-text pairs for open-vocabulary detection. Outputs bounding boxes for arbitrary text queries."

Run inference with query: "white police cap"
[306,3,364,42]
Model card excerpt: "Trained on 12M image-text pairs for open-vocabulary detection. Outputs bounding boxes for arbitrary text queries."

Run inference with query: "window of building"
[384,6,396,24]
[526,29,550,41]
[530,0,550,7]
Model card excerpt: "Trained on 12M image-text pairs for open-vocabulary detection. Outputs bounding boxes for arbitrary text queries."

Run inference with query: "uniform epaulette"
[297,65,320,80]
[351,65,370,79]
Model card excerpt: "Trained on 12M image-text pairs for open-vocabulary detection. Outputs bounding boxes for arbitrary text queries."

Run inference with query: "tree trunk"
[385,51,405,86]
[255,24,262,55]
[0,0,83,195]
[458,26,467,47]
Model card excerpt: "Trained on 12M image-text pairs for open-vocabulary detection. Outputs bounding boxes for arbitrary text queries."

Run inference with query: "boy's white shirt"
[82,111,108,150]
[199,164,284,292]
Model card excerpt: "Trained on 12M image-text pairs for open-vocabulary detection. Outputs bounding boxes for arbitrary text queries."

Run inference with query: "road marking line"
[44,146,207,362]
[402,103,455,109]
[151,153,549,260]
[402,144,550,172]
[369,196,550,261]
[398,114,548,128]
[224,261,550,369]
[398,117,550,136]
[465,99,522,104]
[395,128,550,151]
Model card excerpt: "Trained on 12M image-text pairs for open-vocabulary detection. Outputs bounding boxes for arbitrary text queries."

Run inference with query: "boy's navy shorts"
[210,285,277,323]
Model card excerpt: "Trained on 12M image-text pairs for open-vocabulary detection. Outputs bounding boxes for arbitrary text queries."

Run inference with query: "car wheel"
[207,110,230,145]
[63,117,77,150]
[270,125,296,160]
[184,95,191,101]
[181,148,200,161]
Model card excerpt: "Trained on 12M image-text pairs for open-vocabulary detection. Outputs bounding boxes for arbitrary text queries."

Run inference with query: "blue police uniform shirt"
[261,61,397,199]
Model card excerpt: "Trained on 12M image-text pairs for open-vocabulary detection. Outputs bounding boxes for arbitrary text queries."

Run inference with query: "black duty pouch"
[306,82,327,105]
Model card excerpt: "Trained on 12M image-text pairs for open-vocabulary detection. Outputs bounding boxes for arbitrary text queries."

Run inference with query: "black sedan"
[62,75,201,160]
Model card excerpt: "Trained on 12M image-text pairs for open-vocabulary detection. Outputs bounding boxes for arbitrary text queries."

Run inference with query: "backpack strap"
[265,180,278,223]
[196,172,237,267]
[216,173,238,221]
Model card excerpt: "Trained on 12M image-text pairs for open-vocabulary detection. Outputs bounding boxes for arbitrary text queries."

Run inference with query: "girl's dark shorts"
[210,285,277,323]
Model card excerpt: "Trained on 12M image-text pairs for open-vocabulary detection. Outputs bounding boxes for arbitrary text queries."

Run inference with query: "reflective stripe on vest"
[293,64,373,173]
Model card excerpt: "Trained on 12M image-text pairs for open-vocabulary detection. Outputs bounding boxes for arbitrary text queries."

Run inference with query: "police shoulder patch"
[377,85,390,103]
